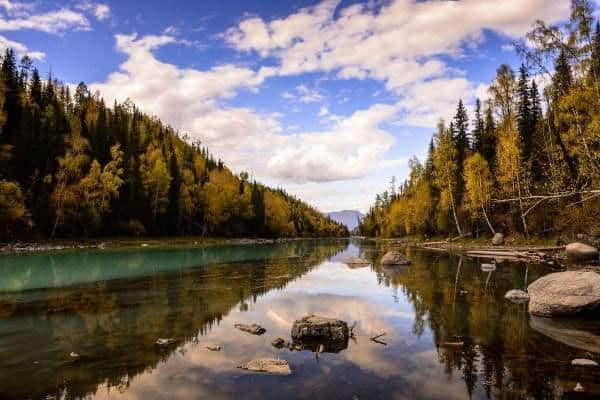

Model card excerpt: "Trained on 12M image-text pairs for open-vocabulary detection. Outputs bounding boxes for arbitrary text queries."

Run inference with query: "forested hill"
[0,50,347,239]
[360,2,600,240]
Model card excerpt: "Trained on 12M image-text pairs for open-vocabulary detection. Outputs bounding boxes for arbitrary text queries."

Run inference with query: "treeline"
[0,52,347,239]
[360,1,600,239]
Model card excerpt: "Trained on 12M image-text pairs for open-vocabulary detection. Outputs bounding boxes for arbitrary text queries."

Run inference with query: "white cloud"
[0,34,44,59]
[225,0,570,126]
[318,106,328,116]
[90,33,397,185]
[501,43,515,52]
[76,1,110,21]
[281,84,325,103]
[0,0,32,13]
[0,8,90,34]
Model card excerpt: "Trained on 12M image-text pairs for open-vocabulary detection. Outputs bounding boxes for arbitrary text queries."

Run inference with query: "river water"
[0,239,599,399]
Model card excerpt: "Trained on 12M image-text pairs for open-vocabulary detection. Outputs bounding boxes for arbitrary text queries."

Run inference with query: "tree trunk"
[516,176,529,239]
[481,204,495,235]
[449,183,462,236]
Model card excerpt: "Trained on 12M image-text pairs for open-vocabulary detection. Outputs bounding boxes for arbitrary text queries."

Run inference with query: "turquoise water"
[0,240,599,399]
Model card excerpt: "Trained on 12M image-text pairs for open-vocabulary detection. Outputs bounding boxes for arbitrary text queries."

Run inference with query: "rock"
[528,271,600,317]
[492,233,504,246]
[571,358,599,366]
[234,323,266,335]
[206,344,221,351]
[504,289,530,303]
[291,315,349,343]
[574,382,584,392]
[345,257,371,268]
[238,358,291,375]
[566,242,598,261]
[481,263,496,272]
[271,337,290,349]
[155,338,176,346]
[380,251,411,266]
[69,352,79,358]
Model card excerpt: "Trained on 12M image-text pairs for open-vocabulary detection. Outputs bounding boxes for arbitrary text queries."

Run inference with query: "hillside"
[0,50,347,239]
[327,210,364,231]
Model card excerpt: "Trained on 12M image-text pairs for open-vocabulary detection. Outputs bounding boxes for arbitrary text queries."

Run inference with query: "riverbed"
[0,239,598,399]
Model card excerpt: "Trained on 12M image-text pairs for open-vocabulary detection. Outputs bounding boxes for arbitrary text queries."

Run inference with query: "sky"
[0,0,586,213]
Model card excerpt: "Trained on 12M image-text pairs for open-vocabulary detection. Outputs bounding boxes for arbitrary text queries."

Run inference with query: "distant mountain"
[327,210,364,231]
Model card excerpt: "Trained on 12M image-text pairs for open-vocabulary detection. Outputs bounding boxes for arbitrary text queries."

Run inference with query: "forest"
[360,1,600,240]
[0,53,347,239]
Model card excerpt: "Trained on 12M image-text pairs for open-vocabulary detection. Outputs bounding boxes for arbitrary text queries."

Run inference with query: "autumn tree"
[464,153,495,234]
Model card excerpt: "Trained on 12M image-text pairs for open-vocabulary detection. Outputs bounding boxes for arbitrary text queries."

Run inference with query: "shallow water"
[1,240,599,399]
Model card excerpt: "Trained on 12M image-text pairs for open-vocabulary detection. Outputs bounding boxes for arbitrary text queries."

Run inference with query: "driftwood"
[370,332,387,345]
[465,248,563,266]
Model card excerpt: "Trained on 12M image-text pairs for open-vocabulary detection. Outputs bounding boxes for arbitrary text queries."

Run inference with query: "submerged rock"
[291,315,349,343]
[206,344,221,351]
[504,289,530,303]
[528,271,600,317]
[238,358,291,375]
[380,251,411,266]
[271,338,288,349]
[345,257,371,268]
[566,242,598,261]
[234,323,266,335]
[492,233,504,246]
[571,358,599,367]
[155,338,176,346]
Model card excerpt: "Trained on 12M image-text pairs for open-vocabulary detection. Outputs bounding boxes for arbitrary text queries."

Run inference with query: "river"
[0,239,599,399]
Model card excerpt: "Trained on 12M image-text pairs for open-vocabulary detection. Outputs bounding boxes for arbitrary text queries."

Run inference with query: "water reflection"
[0,240,599,399]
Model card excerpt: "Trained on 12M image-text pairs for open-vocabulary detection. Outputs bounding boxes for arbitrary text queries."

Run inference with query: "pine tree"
[452,100,469,205]
[517,64,533,160]
[472,98,485,154]
[553,48,573,97]
[167,146,181,235]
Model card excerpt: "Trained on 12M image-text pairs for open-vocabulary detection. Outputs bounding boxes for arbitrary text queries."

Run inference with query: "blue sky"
[0,0,581,212]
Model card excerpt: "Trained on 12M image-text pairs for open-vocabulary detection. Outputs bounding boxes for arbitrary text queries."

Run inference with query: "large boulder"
[566,242,599,261]
[380,251,411,266]
[528,271,600,317]
[492,233,504,246]
[291,315,349,344]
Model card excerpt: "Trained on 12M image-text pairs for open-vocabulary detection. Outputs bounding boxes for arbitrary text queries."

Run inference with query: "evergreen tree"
[472,98,485,154]
[517,64,533,161]
[452,99,469,205]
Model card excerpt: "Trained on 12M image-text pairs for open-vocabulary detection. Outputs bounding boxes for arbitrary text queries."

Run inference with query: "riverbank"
[368,235,600,268]
[0,236,342,254]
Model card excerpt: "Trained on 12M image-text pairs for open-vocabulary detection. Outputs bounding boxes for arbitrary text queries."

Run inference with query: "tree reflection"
[0,240,346,399]
[366,245,600,399]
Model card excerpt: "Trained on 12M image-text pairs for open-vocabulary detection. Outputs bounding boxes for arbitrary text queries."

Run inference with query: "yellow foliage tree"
[264,191,295,237]
[464,152,495,234]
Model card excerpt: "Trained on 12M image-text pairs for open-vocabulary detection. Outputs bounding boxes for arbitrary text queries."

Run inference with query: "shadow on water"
[0,239,599,399]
